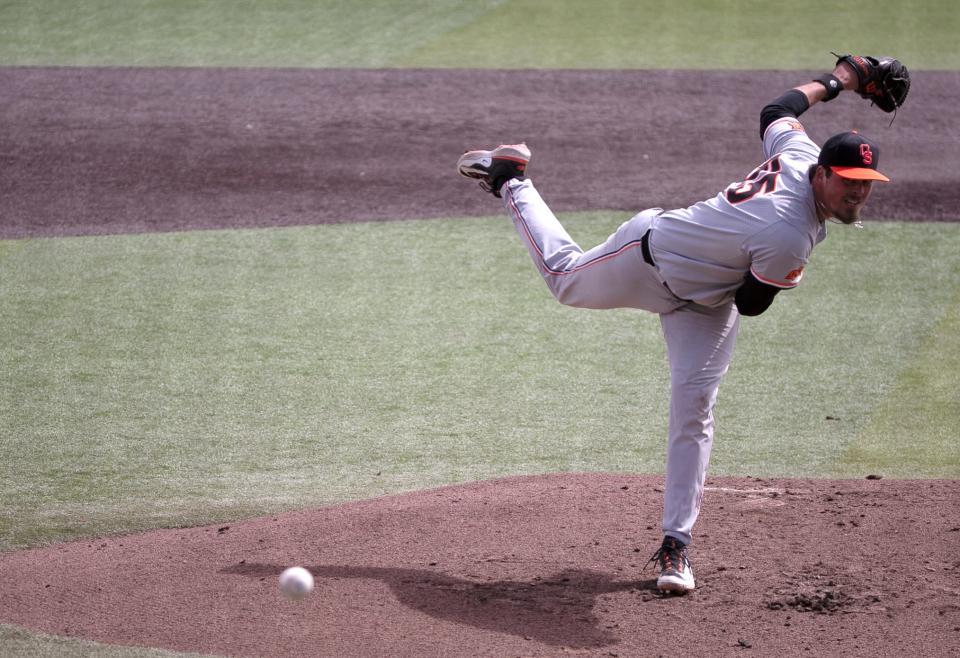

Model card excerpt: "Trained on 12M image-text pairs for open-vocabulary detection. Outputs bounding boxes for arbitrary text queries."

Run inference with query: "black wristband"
[813,73,843,102]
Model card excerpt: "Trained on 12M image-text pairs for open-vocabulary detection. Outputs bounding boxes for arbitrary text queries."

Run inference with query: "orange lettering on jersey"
[787,120,804,132]
[785,266,805,283]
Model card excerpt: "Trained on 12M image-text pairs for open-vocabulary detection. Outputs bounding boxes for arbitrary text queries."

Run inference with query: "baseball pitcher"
[457,54,909,593]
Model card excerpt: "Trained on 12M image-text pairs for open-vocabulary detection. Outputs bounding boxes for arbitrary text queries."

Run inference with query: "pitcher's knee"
[553,284,579,307]
[673,376,721,398]
[550,279,587,307]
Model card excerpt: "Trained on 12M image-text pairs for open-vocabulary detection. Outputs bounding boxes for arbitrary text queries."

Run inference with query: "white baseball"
[278,566,314,600]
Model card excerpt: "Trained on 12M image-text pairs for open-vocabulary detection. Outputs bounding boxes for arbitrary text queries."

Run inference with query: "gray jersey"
[496,114,827,550]
[649,117,828,307]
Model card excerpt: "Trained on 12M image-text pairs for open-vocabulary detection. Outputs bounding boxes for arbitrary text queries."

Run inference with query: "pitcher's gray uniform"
[504,116,824,546]
[458,56,896,593]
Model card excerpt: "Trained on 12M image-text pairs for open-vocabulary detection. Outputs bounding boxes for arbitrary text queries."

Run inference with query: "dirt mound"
[1,473,958,657]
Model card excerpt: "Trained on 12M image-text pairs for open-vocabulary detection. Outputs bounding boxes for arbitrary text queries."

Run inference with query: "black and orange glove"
[835,54,910,113]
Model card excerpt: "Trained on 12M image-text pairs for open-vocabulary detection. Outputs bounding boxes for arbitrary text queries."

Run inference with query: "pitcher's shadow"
[222,562,657,648]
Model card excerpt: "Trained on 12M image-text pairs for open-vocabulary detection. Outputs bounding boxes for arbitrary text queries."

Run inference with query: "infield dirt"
[1,474,958,657]
[1,67,958,657]
[1,67,958,240]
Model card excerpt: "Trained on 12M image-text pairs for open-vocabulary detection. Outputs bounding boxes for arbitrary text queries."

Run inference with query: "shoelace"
[646,541,688,573]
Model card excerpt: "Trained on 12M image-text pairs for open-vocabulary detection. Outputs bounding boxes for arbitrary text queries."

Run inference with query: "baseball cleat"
[649,536,695,594]
[457,143,531,197]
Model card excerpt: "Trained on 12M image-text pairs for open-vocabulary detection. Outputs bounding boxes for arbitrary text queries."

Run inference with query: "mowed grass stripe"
[0,0,507,67]
[2,217,958,553]
[0,0,957,69]
[403,0,960,70]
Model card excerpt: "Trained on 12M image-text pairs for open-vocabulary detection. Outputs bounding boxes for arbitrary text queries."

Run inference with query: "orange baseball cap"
[817,131,890,182]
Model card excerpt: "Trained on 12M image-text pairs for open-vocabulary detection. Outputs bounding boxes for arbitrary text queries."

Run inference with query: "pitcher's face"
[815,168,874,224]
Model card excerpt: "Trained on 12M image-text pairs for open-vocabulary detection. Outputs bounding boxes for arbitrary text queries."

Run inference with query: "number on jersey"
[726,155,782,204]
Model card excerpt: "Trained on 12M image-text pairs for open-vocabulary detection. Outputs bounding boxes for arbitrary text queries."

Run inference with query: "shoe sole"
[457,144,530,179]
[657,573,695,594]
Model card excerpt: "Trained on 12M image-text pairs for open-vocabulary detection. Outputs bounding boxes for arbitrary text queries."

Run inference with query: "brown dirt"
[1,473,958,657]
[2,67,959,656]
[1,68,958,240]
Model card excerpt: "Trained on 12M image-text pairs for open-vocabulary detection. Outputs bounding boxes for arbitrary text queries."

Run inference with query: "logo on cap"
[817,131,890,182]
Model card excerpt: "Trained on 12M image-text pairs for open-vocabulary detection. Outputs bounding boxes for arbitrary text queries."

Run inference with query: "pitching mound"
[1,473,957,657]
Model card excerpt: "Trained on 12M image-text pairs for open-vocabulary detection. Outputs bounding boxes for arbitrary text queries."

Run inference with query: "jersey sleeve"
[762,117,820,161]
[745,222,810,289]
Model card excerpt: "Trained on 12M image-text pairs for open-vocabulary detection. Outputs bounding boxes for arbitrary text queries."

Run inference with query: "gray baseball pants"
[503,179,740,545]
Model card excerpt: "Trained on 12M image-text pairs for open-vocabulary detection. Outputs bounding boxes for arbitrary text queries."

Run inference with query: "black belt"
[640,229,655,266]
[640,228,691,302]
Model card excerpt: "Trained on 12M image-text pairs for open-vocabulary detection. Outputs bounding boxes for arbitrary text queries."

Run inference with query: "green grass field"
[1,1,958,656]
[3,218,958,555]
[0,0,957,69]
